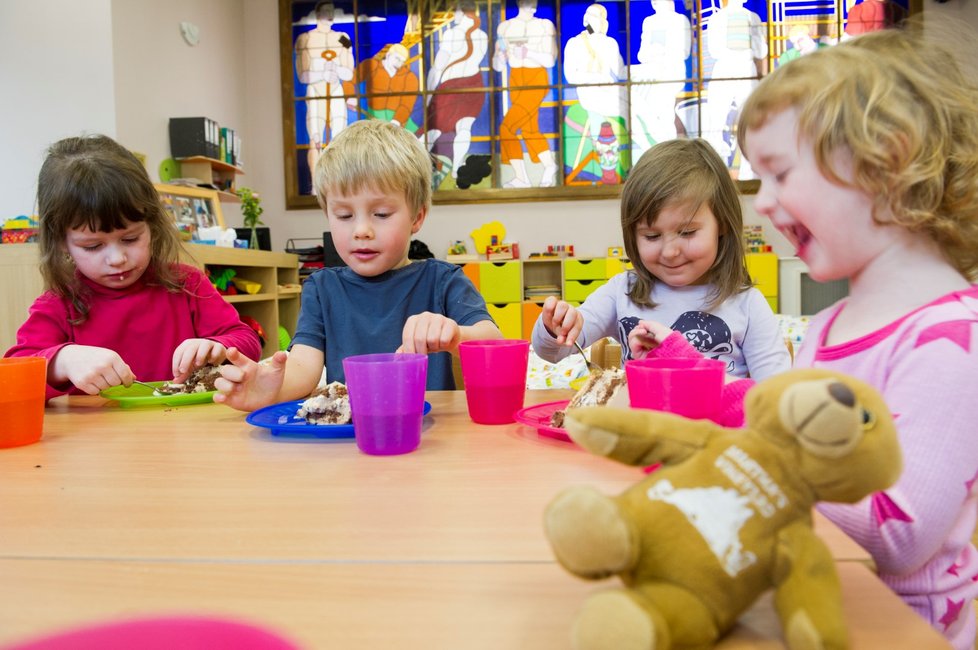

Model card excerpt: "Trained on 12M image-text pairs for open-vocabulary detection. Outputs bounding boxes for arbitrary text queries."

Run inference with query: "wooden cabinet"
[457,257,629,340]
[0,243,298,359]
[181,244,300,357]
[0,244,46,354]
[449,254,776,341]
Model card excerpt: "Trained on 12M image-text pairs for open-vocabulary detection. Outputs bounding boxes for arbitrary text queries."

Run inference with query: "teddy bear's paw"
[544,486,636,579]
[785,611,827,650]
[572,590,659,650]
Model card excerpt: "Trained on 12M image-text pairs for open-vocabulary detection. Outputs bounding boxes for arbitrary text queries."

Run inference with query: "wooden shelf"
[176,156,244,200]
[176,156,244,175]
[182,244,300,357]
[224,292,277,303]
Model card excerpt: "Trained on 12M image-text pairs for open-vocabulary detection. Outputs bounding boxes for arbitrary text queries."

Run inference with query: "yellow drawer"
[746,253,778,298]
[604,257,630,278]
[521,301,544,340]
[564,258,607,280]
[764,296,778,313]
[487,302,522,340]
[564,279,606,302]
[479,261,521,303]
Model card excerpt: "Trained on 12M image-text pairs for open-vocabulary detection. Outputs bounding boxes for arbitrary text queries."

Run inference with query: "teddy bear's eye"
[861,408,876,430]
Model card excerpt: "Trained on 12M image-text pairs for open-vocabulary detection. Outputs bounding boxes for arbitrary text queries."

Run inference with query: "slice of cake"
[155,365,222,395]
[551,368,628,428]
[297,381,352,425]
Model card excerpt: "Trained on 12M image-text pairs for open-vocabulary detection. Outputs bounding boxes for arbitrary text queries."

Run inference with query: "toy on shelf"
[446,240,479,263]
[470,221,506,254]
[240,315,266,348]
[231,277,262,295]
[208,268,238,295]
[527,244,575,259]
[744,225,772,253]
[447,223,519,262]
[486,239,519,261]
[1,215,40,244]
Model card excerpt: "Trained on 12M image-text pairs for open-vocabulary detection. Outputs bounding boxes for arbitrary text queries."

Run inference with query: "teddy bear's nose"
[828,382,855,407]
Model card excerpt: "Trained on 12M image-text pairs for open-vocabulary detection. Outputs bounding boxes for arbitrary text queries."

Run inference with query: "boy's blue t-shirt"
[291,259,493,390]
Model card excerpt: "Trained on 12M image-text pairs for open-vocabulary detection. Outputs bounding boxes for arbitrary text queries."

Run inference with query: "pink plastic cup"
[342,353,428,456]
[624,357,725,420]
[0,357,47,449]
[458,340,529,424]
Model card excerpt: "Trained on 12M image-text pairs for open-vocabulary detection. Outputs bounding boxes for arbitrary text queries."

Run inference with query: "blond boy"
[216,120,501,409]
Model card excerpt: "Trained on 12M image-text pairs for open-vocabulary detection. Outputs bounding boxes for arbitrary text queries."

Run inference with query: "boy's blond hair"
[738,23,978,279]
[314,119,433,216]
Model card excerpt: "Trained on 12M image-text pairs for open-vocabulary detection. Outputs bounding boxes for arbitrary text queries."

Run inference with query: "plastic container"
[0,357,47,448]
[624,357,725,420]
[458,340,530,424]
[342,353,428,455]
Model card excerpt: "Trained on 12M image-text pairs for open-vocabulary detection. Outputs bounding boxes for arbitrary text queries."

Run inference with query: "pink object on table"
[5,615,300,650]
[458,340,530,425]
[625,357,725,420]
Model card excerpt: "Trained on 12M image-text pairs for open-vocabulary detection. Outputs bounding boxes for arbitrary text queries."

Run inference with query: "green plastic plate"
[100,381,217,408]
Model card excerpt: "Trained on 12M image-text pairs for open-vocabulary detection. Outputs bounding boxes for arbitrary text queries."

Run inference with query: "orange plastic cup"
[0,357,47,448]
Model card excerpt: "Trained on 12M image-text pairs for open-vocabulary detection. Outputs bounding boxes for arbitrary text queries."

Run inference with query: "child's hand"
[628,320,674,360]
[52,344,135,395]
[399,312,461,354]
[540,296,584,346]
[212,347,286,412]
[171,338,228,383]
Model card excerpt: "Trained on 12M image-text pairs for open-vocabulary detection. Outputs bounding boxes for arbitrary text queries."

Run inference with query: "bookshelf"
[175,156,244,203]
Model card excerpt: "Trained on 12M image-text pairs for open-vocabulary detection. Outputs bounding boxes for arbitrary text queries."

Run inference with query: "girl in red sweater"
[4,134,261,399]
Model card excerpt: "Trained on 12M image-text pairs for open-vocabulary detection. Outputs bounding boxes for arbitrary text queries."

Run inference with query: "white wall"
[112,0,247,181]
[0,0,116,219]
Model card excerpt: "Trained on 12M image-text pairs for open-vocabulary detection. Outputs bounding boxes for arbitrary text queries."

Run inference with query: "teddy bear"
[543,368,902,650]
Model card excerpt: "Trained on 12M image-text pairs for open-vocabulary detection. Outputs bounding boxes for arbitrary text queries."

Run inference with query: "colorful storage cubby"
[460,263,480,291]
[564,279,606,302]
[521,301,544,340]
[746,252,779,313]
[605,257,630,277]
[478,261,522,304]
[564,258,606,281]
[487,303,522,339]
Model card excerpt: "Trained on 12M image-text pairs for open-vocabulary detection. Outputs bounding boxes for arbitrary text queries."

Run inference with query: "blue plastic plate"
[246,399,432,438]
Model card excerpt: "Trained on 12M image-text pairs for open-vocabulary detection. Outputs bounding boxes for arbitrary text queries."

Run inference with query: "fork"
[131,379,160,391]
[572,339,600,373]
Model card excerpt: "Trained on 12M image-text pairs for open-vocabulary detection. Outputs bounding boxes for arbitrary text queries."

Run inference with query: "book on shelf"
[446,254,481,263]
[524,285,560,300]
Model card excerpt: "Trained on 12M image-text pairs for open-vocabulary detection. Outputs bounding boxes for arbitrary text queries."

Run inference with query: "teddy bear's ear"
[779,371,902,502]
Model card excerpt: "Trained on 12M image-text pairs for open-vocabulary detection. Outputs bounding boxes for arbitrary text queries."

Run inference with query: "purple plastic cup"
[624,357,725,420]
[457,340,529,424]
[342,353,428,455]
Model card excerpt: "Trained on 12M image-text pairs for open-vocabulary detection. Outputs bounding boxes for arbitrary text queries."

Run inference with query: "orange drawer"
[521,301,544,340]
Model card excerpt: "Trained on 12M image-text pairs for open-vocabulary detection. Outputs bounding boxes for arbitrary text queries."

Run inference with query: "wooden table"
[0,390,947,648]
